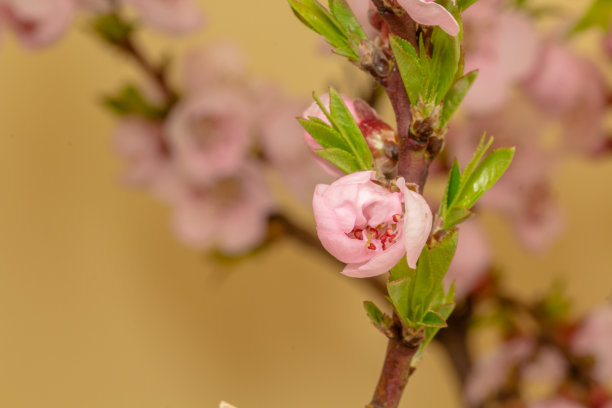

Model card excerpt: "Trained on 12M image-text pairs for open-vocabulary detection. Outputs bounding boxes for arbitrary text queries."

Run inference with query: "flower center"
[347,214,402,251]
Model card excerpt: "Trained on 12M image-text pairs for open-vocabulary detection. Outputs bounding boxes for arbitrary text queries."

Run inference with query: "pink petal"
[397,0,459,36]
[342,238,406,278]
[397,178,432,268]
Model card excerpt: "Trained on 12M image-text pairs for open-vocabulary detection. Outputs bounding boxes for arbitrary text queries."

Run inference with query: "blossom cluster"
[0,0,203,49]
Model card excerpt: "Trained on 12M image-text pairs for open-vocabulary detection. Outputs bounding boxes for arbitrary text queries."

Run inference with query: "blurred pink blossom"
[313,171,432,278]
[396,0,459,36]
[571,304,612,383]
[165,89,252,184]
[74,0,111,12]
[528,398,587,408]
[522,42,608,153]
[466,338,535,406]
[114,117,167,186]
[444,219,491,299]
[128,0,203,35]
[170,163,275,254]
[0,0,74,49]
[258,89,332,202]
[462,5,540,114]
[182,42,247,95]
[521,347,567,392]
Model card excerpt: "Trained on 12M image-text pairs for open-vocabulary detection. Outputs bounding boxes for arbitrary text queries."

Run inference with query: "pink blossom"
[462,6,540,114]
[165,89,252,184]
[521,347,567,394]
[466,338,535,406]
[604,31,612,56]
[182,42,247,95]
[312,171,432,278]
[0,0,74,49]
[170,163,275,254]
[444,219,491,299]
[128,0,203,35]
[113,117,167,186]
[74,0,111,12]
[522,42,607,153]
[396,0,459,36]
[528,398,587,408]
[571,304,612,383]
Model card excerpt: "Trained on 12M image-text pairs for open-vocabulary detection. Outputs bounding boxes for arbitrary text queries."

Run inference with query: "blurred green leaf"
[103,84,166,119]
[457,0,479,11]
[91,14,134,45]
[571,0,612,34]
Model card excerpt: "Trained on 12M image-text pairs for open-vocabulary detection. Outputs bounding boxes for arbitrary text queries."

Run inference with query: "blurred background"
[0,0,611,407]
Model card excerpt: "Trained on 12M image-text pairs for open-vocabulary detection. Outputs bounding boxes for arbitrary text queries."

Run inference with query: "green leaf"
[315,148,362,173]
[429,27,461,105]
[410,231,458,321]
[571,0,612,34]
[91,14,134,45]
[103,84,166,119]
[288,0,359,60]
[297,118,349,150]
[388,231,458,326]
[459,134,494,192]
[457,0,479,11]
[440,70,478,127]
[456,147,515,210]
[389,257,415,281]
[329,0,367,41]
[364,301,393,330]
[387,276,413,320]
[440,160,461,217]
[328,88,373,170]
[422,310,448,328]
[389,35,424,105]
[443,206,473,230]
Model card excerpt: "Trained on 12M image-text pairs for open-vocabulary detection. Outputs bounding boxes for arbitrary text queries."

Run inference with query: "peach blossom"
[313,171,432,278]
[396,0,459,36]
[128,0,203,35]
[0,0,74,49]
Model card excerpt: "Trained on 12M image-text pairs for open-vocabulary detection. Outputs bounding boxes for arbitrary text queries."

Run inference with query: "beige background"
[0,1,611,407]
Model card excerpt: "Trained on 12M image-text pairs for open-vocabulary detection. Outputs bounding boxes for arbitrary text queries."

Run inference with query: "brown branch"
[367,317,425,408]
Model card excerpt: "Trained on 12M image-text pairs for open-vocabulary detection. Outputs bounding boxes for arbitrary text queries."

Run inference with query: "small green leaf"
[440,160,461,217]
[440,70,478,127]
[456,147,515,210]
[315,148,362,173]
[422,310,448,328]
[429,27,460,105]
[328,88,373,170]
[364,301,393,330]
[329,0,367,41]
[103,84,166,119]
[389,257,415,281]
[571,0,612,34]
[457,0,479,11]
[459,134,494,192]
[388,276,413,321]
[91,14,134,45]
[389,35,424,105]
[388,231,458,326]
[288,0,359,60]
[443,206,473,230]
[297,118,349,150]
